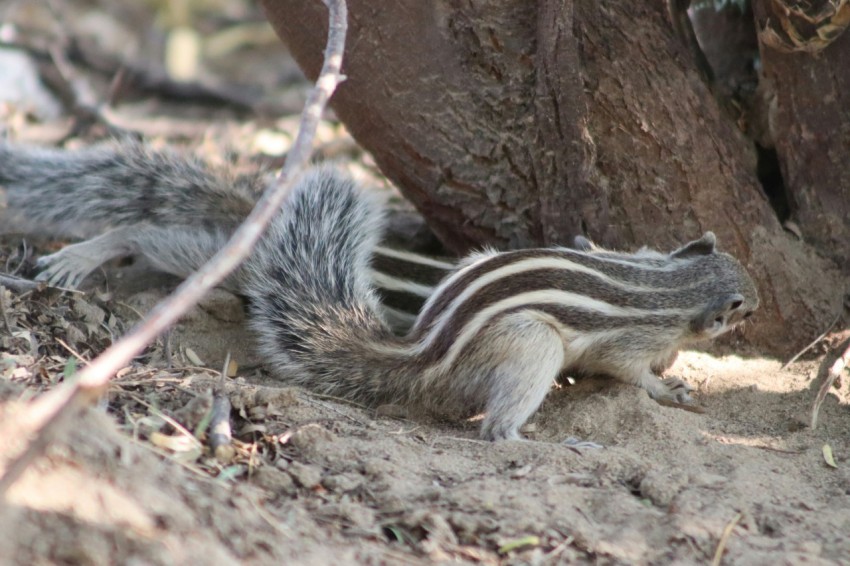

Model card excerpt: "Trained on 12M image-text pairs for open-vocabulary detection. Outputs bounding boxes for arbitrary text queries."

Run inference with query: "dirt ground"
[2,2,850,564]
[2,266,850,566]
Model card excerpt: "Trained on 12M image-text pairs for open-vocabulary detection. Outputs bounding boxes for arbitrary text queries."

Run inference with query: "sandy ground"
[2,250,850,565]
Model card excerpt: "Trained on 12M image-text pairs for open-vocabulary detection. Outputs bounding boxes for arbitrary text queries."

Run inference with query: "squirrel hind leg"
[471,313,565,441]
[35,226,139,288]
[130,225,241,289]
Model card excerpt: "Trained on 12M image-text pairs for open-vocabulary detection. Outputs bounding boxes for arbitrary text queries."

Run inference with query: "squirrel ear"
[573,235,594,251]
[671,232,716,259]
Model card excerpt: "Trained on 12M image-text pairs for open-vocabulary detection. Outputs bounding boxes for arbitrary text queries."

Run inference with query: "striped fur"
[3,141,759,439]
[367,247,454,332]
[244,168,758,440]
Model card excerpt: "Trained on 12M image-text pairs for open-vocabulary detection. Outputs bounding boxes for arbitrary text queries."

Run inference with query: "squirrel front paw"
[637,372,695,405]
[658,376,694,404]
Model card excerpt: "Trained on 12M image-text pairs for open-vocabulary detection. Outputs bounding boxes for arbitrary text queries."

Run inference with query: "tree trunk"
[752,0,850,273]
[260,0,843,355]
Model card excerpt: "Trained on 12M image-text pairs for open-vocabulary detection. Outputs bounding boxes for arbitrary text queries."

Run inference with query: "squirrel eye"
[714,316,723,324]
[731,299,743,310]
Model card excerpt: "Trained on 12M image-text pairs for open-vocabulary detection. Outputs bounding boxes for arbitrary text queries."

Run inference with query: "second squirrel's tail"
[0,139,263,236]
[243,167,413,404]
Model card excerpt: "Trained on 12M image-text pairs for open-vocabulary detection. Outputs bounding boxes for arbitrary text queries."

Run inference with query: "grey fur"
[242,168,758,440]
[0,139,446,306]
[0,139,264,288]
[1,139,263,236]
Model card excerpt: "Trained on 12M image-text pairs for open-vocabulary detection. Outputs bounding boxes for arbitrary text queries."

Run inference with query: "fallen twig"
[0,34,266,114]
[0,275,42,293]
[655,399,707,414]
[0,0,349,495]
[711,512,742,566]
[54,337,89,365]
[811,338,850,430]
[209,353,235,462]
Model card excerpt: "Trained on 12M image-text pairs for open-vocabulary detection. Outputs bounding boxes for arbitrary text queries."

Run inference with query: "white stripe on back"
[415,254,680,346]
[369,270,435,297]
[373,246,456,269]
[434,289,693,371]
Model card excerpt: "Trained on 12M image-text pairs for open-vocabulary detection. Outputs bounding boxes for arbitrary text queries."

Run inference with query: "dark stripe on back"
[522,304,686,333]
[374,288,428,315]
[415,249,725,333]
[371,250,454,287]
[416,275,693,367]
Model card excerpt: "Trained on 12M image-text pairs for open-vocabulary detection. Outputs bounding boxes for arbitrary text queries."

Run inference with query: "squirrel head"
[676,232,758,340]
[690,292,755,339]
[573,231,759,340]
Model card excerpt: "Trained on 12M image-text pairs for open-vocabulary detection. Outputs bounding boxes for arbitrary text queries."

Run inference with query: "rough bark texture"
[260,0,843,355]
[752,0,850,272]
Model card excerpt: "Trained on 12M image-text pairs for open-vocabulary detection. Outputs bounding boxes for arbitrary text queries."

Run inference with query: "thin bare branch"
[0,275,42,293]
[0,0,348,494]
[40,1,141,140]
[781,310,842,370]
[811,339,850,430]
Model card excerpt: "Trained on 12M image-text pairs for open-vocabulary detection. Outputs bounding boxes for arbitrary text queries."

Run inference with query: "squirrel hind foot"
[471,312,565,441]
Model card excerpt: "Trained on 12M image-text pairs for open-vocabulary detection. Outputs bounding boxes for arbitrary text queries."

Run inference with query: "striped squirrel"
[1,141,759,440]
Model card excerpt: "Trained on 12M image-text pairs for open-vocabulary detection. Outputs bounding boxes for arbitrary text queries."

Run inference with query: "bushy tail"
[243,167,411,404]
[0,139,264,236]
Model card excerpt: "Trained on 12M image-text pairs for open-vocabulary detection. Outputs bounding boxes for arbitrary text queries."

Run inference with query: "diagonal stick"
[0,0,348,494]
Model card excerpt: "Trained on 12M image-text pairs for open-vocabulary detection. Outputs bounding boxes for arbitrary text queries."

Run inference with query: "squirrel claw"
[659,376,694,404]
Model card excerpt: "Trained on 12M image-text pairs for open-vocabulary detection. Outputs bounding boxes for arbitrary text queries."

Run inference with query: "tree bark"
[260,0,843,355]
[752,0,850,272]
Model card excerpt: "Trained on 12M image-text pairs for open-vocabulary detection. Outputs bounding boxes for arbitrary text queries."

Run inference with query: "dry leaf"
[823,444,838,468]
[760,0,850,54]
[185,347,204,366]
